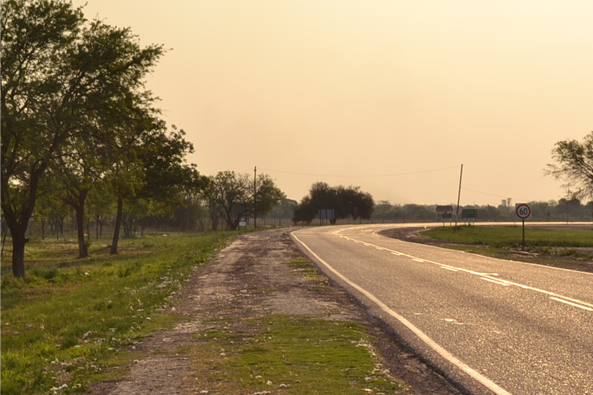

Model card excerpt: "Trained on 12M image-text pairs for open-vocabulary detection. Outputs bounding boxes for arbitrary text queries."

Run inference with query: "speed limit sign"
[515,203,532,220]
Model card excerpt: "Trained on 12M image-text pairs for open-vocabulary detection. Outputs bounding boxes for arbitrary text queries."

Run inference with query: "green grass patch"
[421,225,593,262]
[423,225,593,248]
[287,257,327,283]
[1,232,233,395]
[189,314,407,394]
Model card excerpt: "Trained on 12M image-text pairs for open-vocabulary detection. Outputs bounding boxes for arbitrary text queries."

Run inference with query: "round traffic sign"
[516,203,532,220]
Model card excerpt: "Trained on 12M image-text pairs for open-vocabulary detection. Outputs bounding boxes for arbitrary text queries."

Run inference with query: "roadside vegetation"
[187,255,405,394]
[190,314,404,394]
[1,234,407,395]
[421,225,593,266]
[0,232,232,395]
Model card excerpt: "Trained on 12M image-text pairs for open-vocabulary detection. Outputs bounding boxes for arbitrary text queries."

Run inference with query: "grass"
[423,225,593,247]
[421,225,593,261]
[189,314,406,394]
[287,256,328,283]
[2,236,409,395]
[182,257,407,394]
[1,232,233,395]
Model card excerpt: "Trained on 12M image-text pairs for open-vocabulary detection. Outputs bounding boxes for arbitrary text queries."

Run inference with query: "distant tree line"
[371,198,593,223]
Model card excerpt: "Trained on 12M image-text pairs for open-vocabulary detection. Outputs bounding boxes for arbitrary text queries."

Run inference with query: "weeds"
[422,225,593,261]
[190,314,406,394]
[1,232,233,395]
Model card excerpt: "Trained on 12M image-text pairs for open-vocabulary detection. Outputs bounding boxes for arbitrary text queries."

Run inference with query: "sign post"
[515,203,532,247]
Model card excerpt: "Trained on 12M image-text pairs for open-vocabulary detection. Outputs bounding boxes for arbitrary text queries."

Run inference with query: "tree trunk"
[2,209,30,277]
[11,231,28,278]
[74,190,89,258]
[122,213,133,238]
[110,197,123,255]
[1,165,45,278]
[75,206,88,258]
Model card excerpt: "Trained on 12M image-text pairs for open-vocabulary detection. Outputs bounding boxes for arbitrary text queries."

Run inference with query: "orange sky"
[75,0,592,206]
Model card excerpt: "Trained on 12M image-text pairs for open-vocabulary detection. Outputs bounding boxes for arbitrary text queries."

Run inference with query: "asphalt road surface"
[292,224,593,395]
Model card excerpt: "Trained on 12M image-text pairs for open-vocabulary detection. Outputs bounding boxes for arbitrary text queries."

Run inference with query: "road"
[292,224,593,395]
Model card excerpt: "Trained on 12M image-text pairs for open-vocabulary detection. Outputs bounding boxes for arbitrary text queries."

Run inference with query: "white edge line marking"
[550,297,593,311]
[291,231,513,395]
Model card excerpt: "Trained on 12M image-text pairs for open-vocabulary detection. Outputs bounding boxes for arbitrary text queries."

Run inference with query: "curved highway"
[292,224,593,395]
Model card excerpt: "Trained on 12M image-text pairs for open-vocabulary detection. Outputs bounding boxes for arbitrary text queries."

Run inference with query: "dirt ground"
[88,228,461,395]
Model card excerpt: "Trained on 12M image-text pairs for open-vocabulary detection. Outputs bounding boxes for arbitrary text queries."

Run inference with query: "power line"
[462,187,510,199]
[462,187,529,203]
[259,165,459,178]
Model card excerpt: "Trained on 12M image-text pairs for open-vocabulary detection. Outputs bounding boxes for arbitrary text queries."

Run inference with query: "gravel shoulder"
[88,228,460,395]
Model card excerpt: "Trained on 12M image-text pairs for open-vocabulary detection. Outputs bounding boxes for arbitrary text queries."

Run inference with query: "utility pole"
[254,166,257,229]
[455,164,463,228]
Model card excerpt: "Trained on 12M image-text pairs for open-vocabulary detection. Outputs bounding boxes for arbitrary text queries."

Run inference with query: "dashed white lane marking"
[550,297,593,311]
[292,232,514,395]
[332,228,593,313]
[481,278,511,287]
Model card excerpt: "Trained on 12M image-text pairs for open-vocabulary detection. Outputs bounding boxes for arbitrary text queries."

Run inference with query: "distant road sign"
[515,203,532,220]
[436,205,453,214]
[461,208,478,219]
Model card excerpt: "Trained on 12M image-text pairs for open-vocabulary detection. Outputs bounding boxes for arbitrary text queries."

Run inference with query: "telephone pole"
[254,166,257,229]
[455,164,463,228]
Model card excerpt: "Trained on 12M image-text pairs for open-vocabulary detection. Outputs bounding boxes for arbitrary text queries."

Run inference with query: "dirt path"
[89,228,460,395]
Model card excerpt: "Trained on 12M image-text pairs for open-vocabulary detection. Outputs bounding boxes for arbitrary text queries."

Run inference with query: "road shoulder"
[89,228,460,395]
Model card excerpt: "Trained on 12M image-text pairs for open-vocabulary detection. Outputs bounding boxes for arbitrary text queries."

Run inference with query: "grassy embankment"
[421,225,593,264]
[1,234,407,395]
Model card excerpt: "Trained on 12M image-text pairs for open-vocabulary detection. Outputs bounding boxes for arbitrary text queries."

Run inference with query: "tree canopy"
[546,131,593,201]
[1,0,203,276]
[207,171,285,230]
[293,182,374,224]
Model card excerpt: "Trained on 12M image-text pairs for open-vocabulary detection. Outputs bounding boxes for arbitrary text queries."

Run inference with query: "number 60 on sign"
[515,203,532,220]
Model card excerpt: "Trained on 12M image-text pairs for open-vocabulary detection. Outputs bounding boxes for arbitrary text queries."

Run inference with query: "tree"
[335,186,374,222]
[397,204,435,222]
[86,180,115,240]
[546,132,593,203]
[1,0,164,276]
[254,174,287,221]
[2,0,84,277]
[266,199,298,219]
[293,183,375,224]
[371,200,398,221]
[208,171,285,230]
[108,123,207,240]
[105,105,156,254]
[50,135,105,258]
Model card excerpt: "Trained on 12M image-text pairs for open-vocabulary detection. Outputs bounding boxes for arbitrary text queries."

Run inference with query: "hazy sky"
[74,0,592,206]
